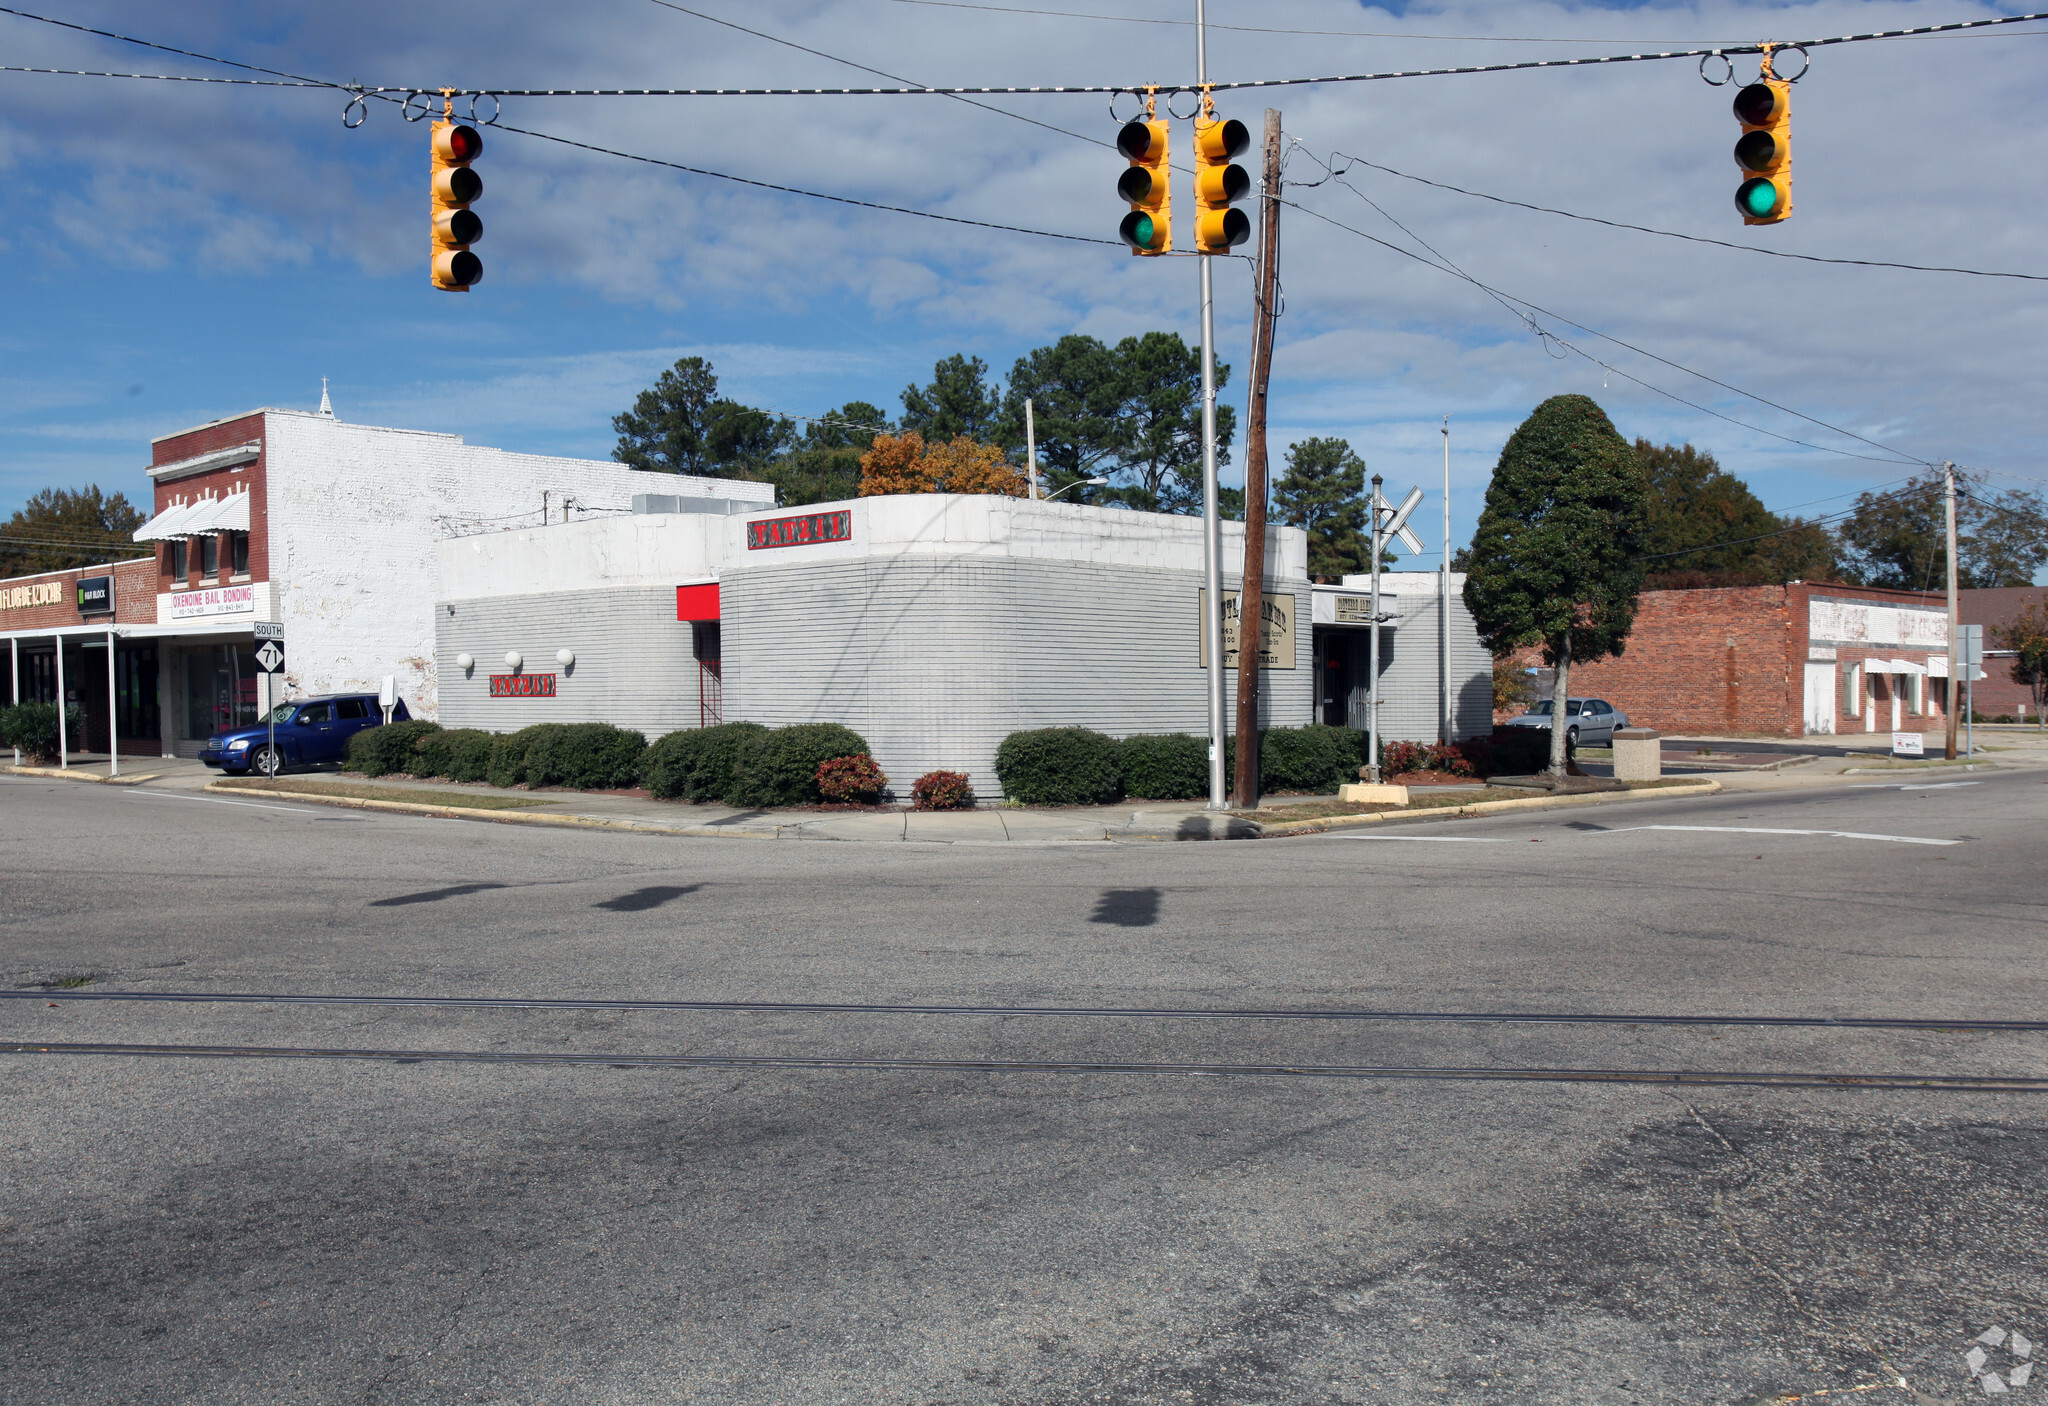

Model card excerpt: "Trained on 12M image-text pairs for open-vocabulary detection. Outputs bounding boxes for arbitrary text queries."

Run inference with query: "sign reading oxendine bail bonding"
[167,583,255,620]
[1197,590,1297,670]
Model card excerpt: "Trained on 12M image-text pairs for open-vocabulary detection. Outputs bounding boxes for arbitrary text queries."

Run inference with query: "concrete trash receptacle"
[1612,728,1661,782]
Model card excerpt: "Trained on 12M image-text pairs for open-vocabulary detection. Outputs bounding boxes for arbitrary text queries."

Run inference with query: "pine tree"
[1271,438,1370,582]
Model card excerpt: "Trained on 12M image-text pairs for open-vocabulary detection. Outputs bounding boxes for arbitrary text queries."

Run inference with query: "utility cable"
[642,0,1106,147]
[10,3,2042,98]
[1327,153,2048,284]
[490,119,1117,243]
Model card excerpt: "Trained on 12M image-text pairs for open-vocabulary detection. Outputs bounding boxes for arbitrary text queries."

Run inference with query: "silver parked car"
[1502,697,1630,747]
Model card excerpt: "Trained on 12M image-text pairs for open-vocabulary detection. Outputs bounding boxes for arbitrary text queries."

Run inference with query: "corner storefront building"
[435,492,1316,798]
[4,402,774,759]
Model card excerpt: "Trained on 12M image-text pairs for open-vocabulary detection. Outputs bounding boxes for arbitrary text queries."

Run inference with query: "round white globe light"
[555,649,575,667]
[455,653,474,671]
[504,650,522,669]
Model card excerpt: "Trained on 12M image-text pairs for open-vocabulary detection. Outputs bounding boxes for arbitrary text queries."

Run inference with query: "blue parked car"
[198,692,410,777]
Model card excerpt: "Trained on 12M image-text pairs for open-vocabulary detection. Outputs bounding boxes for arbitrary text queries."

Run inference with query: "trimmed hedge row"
[344,716,877,804]
[995,724,1375,804]
[0,701,88,763]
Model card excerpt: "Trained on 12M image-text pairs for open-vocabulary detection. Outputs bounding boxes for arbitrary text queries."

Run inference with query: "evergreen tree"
[1635,438,1836,586]
[772,401,891,506]
[1463,395,1648,775]
[1272,438,1370,582]
[900,354,1002,442]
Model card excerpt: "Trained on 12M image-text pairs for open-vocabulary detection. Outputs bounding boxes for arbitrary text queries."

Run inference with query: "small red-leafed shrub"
[911,770,974,810]
[1379,740,1429,776]
[1423,741,1480,778]
[816,753,888,803]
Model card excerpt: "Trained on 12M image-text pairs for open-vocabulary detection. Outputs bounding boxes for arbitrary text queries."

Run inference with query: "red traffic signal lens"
[1116,121,1158,161]
[1732,83,1782,126]
[437,123,484,162]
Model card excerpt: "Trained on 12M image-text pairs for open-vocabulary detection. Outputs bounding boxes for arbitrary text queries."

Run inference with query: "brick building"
[2,558,160,758]
[4,401,773,758]
[1960,586,2048,718]
[1504,582,1979,737]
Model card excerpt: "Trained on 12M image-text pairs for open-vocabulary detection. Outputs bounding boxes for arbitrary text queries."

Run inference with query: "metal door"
[1802,662,1835,735]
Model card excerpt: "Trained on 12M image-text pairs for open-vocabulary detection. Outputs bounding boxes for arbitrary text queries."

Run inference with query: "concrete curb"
[5,764,166,787]
[1256,778,1722,838]
[207,782,784,838]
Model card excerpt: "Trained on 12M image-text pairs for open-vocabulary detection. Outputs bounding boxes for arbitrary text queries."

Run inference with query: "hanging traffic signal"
[1732,77,1791,225]
[1117,119,1172,255]
[1192,107,1250,253]
[431,120,484,290]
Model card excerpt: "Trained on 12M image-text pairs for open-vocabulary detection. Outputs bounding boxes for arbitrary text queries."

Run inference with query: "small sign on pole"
[253,623,284,783]
[379,674,396,726]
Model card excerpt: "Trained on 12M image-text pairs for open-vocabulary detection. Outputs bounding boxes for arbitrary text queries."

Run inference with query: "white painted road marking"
[1333,835,1509,843]
[1602,825,1960,846]
[121,790,334,816]
[1850,781,1983,791]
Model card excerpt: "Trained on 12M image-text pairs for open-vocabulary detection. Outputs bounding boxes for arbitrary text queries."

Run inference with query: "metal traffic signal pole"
[1196,0,1226,809]
[1944,460,1960,760]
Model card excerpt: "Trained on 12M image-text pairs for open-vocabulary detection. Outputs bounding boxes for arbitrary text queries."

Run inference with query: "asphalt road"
[3,768,2045,1405]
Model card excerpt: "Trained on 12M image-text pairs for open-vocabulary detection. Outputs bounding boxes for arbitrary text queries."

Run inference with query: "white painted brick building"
[127,406,772,753]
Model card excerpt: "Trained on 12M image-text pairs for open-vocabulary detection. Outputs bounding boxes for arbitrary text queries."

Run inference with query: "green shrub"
[994,727,1122,805]
[912,770,975,810]
[523,722,647,790]
[484,724,552,788]
[1259,724,1363,793]
[1117,733,1208,800]
[411,728,497,783]
[0,702,87,763]
[725,723,872,806]
[816,753,888,802]
[346,719,442,777]
[641,722,769,802]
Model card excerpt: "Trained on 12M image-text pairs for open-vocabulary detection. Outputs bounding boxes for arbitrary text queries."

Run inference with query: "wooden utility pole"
[1231,108,1283,810]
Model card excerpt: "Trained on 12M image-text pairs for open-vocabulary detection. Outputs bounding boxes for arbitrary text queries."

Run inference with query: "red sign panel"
[676,582,720,621]
[489,673,557,698]
[747,510,851,550]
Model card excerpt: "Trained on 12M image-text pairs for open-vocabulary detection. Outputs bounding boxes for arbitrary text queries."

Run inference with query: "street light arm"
[1042,476,1110,503]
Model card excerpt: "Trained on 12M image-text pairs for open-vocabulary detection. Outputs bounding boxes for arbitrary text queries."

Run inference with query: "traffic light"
[1192,107,1250,253]
[431,120,483,290]
[1117,119,1171,255]
[1732,78,1791,225]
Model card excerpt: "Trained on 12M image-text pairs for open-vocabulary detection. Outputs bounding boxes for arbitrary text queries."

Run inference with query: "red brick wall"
[0,558,158,631]
[151,413,269,591]
[1962,587,2047,717]
[1502,586,1803,735]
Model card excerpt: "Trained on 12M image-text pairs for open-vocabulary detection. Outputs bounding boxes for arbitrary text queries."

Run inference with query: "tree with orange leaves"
[858,432,1025,498]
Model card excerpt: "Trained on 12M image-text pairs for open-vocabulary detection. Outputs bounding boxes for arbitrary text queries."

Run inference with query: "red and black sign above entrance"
[747,510,851,550]
[490,673,557,698]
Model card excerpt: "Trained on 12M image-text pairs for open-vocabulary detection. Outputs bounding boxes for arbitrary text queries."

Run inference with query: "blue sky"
[2,0,2045,572]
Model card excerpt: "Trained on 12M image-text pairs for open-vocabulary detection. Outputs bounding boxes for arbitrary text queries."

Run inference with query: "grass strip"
[214,779,557,810]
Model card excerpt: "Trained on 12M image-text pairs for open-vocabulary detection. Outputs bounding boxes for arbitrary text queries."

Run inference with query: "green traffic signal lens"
[1736,177,1781,218]
[1119,210,1158,250]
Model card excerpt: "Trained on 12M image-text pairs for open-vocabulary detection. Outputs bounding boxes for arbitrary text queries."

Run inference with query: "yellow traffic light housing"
[1117,110,1172,255]
[431,118,484,290]
[1732,64,1791,225]
[1191,99,1250,253]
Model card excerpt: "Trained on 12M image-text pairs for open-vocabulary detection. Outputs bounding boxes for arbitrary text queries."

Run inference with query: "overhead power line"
[1327,154,2048,284]
[7,3,2044,99]
[490,119,1117,244]
[881,0,1757,44]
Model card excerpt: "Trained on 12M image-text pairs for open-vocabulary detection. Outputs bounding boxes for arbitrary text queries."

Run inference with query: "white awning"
[132,490,251,541]
[1882,658,1926,675]
[1926,656,1987,681]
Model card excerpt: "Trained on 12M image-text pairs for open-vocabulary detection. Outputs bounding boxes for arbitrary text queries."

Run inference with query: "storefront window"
[116,645,159,742]
[183,646,260,739]
[230,532,249,575]
[200,535,218,577]
[169,541,187,581]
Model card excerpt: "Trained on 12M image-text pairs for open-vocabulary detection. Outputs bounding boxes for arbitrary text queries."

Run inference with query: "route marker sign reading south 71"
[254,622,285,780]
